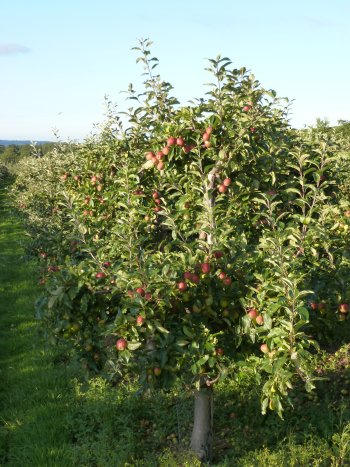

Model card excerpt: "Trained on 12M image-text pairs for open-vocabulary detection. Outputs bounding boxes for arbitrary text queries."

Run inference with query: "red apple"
[256,315,264,325]
[176,137,185,146]
[136,315,145,326]
[177,281,188,292]
[135,287,145,297]
[218,184,227,193]
[95,272,106,279]
[309,302,318,311]
[243,105,251,112]
[155,198,161,205]
[145,151,155,160]
[204,141,212,148]
[206,126,213,134]
[191,273,200,284]
[103,261,112,268]
[167,137,176,147]
[157,161,165,171]
[223,277,232,286]
[202,132,210,142]
[215,347,224,356]
[91,175,98,184]
[161,146,169,156]
[145,292,152,301]
[339,303,349,314]
[247,308,258,319]
[223,178,231,187]
[116,338,127,351]
[213,250,224,259]
[183,145,191,154]
[218,271,227,280]
[183,271,192,280]
[153,367,162,376]
[260,343,269,354]
[201,263,211,274]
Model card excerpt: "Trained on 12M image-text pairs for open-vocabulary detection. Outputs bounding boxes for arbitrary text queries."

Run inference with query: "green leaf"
[183,326,194,338]
[263,313,273,329]
[128,341,142,350]
[197,355,209,366]
[305,380,315,393]
[297,306,309,322]
[48,296,57,310]
[176,339,189,347]
[154,321,169,334]
[261,397,269,415]
[78,224,87,235]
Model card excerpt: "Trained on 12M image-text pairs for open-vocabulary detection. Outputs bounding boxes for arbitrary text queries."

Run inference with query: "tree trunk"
[190,381,213,463]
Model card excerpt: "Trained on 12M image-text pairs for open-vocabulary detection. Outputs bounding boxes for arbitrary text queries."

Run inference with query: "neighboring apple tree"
[12,40,350,462]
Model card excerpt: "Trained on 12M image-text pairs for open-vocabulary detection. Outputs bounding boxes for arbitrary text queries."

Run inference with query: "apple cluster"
[144,136,195,171]
[152,190,162,213]
[127,287,152,302]
[217,178,231,194]
[309,300,349,317]
[176,250,234,296]
[246,307,264,325]
[202,126,213,149]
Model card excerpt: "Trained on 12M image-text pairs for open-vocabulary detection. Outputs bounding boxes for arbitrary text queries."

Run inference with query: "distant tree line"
[0,143,56,165]
[315,118,350,138]
[335,120,350,138]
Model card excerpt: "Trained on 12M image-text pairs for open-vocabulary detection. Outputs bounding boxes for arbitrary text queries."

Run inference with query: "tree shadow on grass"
[212,344,350,465]
[3,339,349,466]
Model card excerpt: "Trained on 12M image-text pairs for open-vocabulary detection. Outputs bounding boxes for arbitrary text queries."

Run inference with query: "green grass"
[62,359,350,466]
[0,182,76,466]
[1,180,350,466]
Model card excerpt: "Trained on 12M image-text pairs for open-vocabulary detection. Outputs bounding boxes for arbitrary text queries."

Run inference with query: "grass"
[0,182,76,466]
[61,358,350,466]
[1,180,350,466]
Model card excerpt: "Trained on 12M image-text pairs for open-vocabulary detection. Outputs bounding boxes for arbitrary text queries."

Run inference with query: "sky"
[1,0,350,141]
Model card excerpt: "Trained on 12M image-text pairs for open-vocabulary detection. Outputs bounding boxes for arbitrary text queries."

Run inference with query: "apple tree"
[12,40,350,462]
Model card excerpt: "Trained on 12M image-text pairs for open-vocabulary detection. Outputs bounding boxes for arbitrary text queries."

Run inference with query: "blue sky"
[1,0,349,141]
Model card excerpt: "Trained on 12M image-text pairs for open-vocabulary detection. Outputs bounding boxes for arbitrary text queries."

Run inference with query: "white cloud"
[0,43,30,55]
